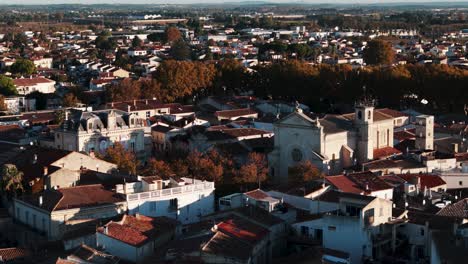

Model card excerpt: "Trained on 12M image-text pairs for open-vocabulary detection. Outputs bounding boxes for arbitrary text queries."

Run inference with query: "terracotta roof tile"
[373,147,402,159]
[0,248,32,262]
[397,174,446,189]
[13,77,54,86]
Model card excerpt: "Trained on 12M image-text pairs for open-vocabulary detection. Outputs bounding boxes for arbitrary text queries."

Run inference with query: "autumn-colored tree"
[185,150,223,183]
[363,39,395,66]
[62,93,81,107]
[288,160,322,186]
[0,95,7,111]
[0,164,24,198]
[165,26,182,43]
[102,142,139,175]
[106,78,141,102]
[171,159,189,177]
[235,152,268,187]
[140,79,162,100]
[154,60,216,102]
[143,158,173,177]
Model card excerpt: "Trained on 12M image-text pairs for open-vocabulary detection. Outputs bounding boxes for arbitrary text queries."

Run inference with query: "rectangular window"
[169,198,178,212]
[328,226,336,231]
[146,111,151,118]
[301,226,309,236]
[420,228,425,236]
[460,181,463,186]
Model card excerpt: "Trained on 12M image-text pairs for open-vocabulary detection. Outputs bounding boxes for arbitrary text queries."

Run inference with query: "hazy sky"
[2,0,467,5]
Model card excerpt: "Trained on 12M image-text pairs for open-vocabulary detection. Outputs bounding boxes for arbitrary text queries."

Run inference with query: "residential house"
[97,214,179,263]
[119,176,215,224]
[13,184,127,241]
[13,77,56,95]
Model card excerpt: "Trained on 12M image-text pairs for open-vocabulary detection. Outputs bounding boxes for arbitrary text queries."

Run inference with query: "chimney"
[127,104,131,112]
[145,99,148,105]
[452,143,459,153]
[43,166,48,176]
[39,196,43,206]
[111,102,114,108]
[104,225,108,235]
[33,154,38,164]
[133,99,136,106]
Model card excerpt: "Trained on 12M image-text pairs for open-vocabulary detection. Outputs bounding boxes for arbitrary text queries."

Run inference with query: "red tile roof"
[19,184,125,212]
[0,248,31,262]
[98,215,177,247]
[378,108,408,118]
[373,147,402,159]
[244,189,270,200]
[326,175,362,194]
[13,77,54,86]
[216,216,269,243]
[397,174,446,189]
[436,198,468,218]
[394,130,415,141]
[326,171,393,195]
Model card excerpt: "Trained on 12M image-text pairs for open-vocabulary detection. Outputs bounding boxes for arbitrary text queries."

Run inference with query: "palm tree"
[1,164,24,199]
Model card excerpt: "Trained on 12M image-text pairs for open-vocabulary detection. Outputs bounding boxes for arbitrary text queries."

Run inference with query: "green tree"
[1,164,24,198]
[169,39,190,61]
[11,59,36,76]
[363,39,395,66]
[132,36,143,48]
[0,75,17,96]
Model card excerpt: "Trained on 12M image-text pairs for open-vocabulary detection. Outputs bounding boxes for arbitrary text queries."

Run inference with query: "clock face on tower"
[291,148,303,162]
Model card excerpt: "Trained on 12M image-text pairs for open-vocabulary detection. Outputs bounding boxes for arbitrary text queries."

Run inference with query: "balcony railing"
[126,182,214,202]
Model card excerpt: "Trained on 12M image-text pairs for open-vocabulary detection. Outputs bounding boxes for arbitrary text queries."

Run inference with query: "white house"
[118,176,215,224]
[13,184,127,241]
[13,77,56,95]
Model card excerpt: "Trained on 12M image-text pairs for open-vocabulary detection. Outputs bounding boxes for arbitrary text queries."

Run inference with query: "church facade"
[269,102,401,183]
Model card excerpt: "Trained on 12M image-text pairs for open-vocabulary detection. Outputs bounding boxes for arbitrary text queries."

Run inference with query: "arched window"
[368,110,372,120]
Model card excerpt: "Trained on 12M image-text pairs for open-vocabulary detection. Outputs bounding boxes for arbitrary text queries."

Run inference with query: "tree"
[10,59,36,76]
[154,60,216,102]
[106,78,142,102]
[147,32,164,42]
[169,39,191,61]
[1,164,24,198]
[165,26,182,43]
[62,93,80,107]
[140,79,161,100]
[288,161,322,186]
[132,36,143,48]
[185,150,224,183]
[0,75,17,96]
[363,39,395,66]
[235,153,268,187]
[289,43,313,59]
[0,95,6,111]
[143,158,173,177]
[54,109,66,125]
[102,142,139,175]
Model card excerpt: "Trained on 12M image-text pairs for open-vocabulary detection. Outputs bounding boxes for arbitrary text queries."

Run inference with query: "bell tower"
[355,98,375,163]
